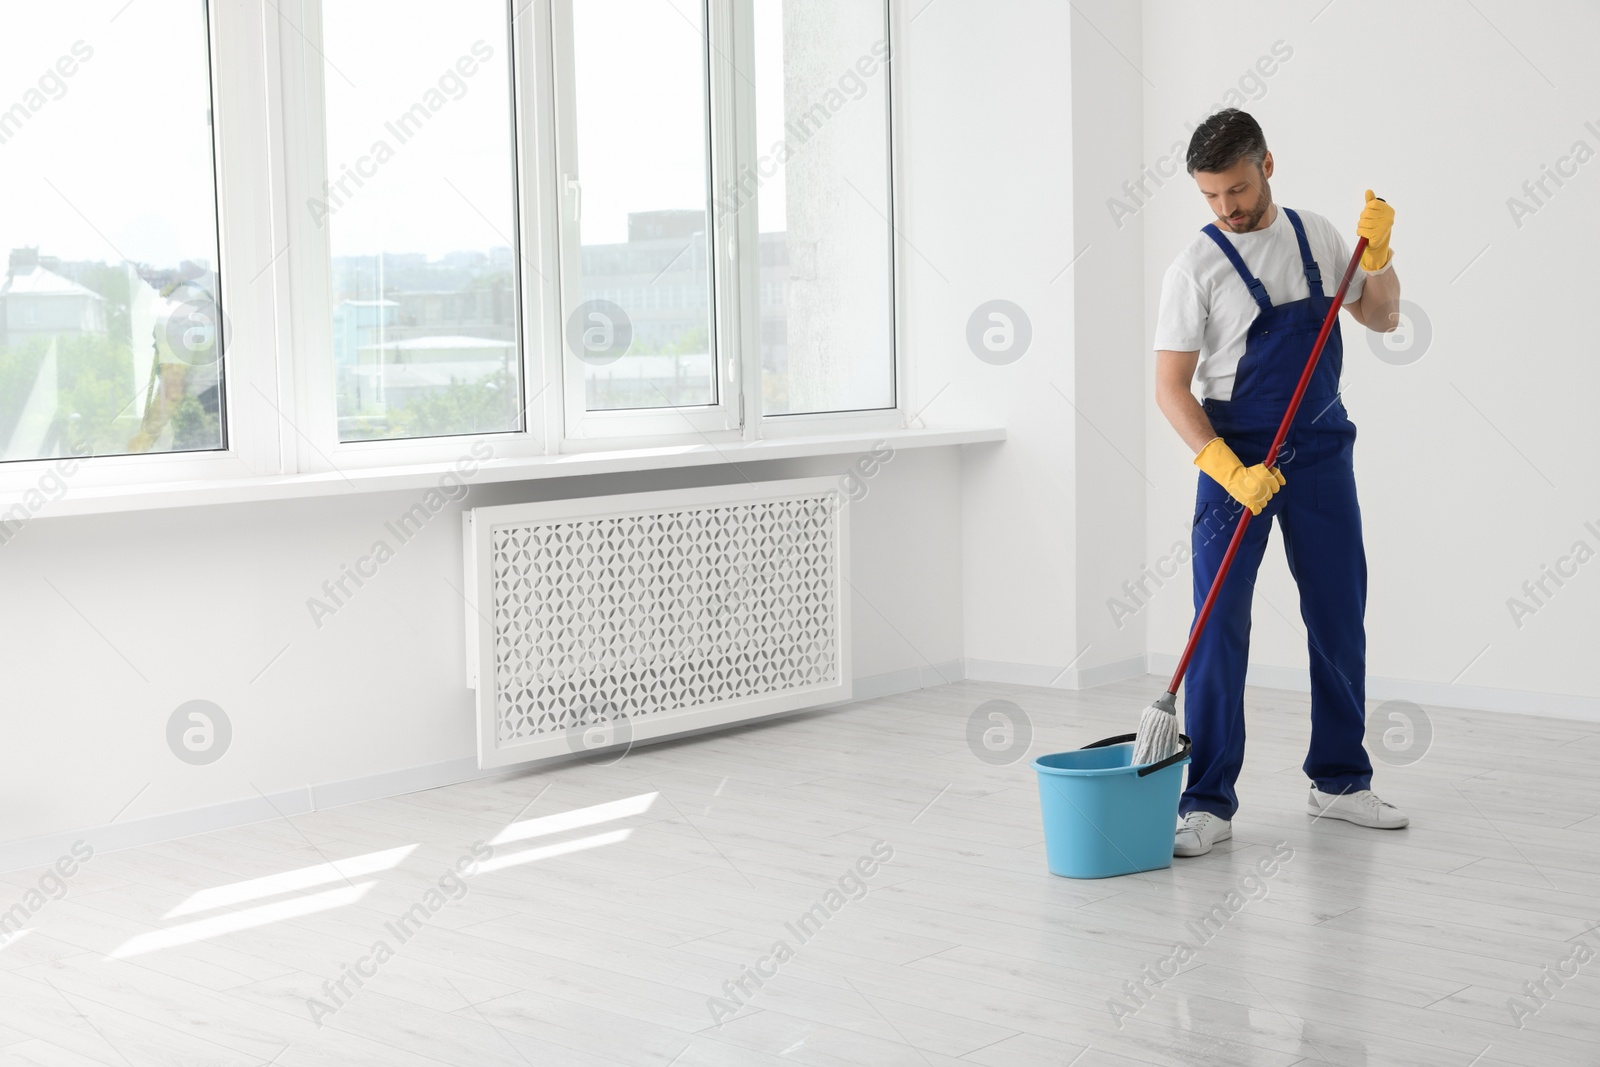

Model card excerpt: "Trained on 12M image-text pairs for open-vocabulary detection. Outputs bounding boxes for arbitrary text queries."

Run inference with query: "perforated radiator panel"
[464,478,851,768]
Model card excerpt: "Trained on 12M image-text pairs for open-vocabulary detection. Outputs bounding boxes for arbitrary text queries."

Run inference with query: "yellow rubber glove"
[1357,189,1393,272]
[1194,437,1285,516]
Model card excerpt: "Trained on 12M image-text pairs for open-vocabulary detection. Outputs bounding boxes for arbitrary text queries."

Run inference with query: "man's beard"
[1222,178,1274,233]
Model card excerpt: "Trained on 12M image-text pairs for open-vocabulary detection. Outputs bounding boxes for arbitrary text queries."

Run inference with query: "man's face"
[1195,151,1274,233]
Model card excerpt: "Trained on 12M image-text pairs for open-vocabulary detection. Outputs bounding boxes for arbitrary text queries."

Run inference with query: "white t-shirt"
[1153,205,1364,401]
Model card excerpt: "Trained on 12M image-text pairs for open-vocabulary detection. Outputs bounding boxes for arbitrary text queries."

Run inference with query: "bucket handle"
[1082,733,1193,777]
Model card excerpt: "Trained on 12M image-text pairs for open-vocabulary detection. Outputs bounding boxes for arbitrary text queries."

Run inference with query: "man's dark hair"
[1186,109,1268,175]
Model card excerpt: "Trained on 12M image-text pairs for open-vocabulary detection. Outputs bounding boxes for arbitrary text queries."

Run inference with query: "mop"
[1132,231,1371,766]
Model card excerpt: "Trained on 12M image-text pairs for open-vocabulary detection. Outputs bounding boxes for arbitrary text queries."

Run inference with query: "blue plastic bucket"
[1032,733,1191,879]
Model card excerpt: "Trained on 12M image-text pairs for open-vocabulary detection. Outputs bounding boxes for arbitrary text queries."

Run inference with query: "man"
[1152,109,1405,858]
[128,263,222,453]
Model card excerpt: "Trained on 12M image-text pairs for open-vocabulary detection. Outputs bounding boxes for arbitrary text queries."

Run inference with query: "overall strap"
[1202,224,1272,312]
[1282,208,1326,311]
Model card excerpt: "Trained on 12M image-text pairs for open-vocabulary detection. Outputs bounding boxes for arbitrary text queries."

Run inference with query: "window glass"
[0,2,223,462]
[753,1,894,415]
[568,0,716,412]
[321,0,522,442]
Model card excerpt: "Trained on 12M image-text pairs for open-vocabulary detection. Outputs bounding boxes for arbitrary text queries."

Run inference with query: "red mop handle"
[1164,235,1369,696]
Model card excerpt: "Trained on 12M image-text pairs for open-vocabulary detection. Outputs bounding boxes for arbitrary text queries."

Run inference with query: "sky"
[0,2,216,270]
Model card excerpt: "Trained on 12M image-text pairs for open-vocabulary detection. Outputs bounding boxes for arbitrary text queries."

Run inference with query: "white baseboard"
[964,654,1146,690]
[1146,653,1600,722]
[0,660,964,875]
[844,659,966,701]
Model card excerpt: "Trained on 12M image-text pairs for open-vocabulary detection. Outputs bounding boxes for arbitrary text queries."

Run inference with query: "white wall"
[898,0,1146,686]
[1140,0,1600,711]
[1069,2,1149,681]
[898,0,1154,688]
[0,447,966,857]
[894,0,1075,680]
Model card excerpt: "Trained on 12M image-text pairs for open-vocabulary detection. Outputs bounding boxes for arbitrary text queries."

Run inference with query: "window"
[552,0,727,439]
[0,0,900,495]
[548,0,897,443]
[0,3,224,464]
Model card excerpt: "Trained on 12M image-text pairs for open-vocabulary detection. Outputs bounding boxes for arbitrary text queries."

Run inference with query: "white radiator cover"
[463,477,851,768]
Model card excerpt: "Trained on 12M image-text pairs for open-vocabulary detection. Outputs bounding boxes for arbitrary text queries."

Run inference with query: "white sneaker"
[1307,787,1409,829]
[1174,811,1232,857]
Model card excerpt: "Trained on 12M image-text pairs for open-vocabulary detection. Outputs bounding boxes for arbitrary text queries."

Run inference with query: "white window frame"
[279,0,549,473]
[726,0,903,440]
[0,0,284,496]
[0,0,906,499]
[546,0,744,447]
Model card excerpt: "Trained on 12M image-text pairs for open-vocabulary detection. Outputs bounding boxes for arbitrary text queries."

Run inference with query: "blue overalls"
[1181,207,1373,821]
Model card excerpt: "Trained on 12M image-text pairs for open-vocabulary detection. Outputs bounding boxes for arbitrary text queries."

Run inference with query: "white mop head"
[1131,691,1181,766]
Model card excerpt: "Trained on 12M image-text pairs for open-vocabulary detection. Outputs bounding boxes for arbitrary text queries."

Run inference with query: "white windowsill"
[17,426,1006,521]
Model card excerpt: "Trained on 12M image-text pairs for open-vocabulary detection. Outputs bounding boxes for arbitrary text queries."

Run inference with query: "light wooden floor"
[3,675,1599,1066]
